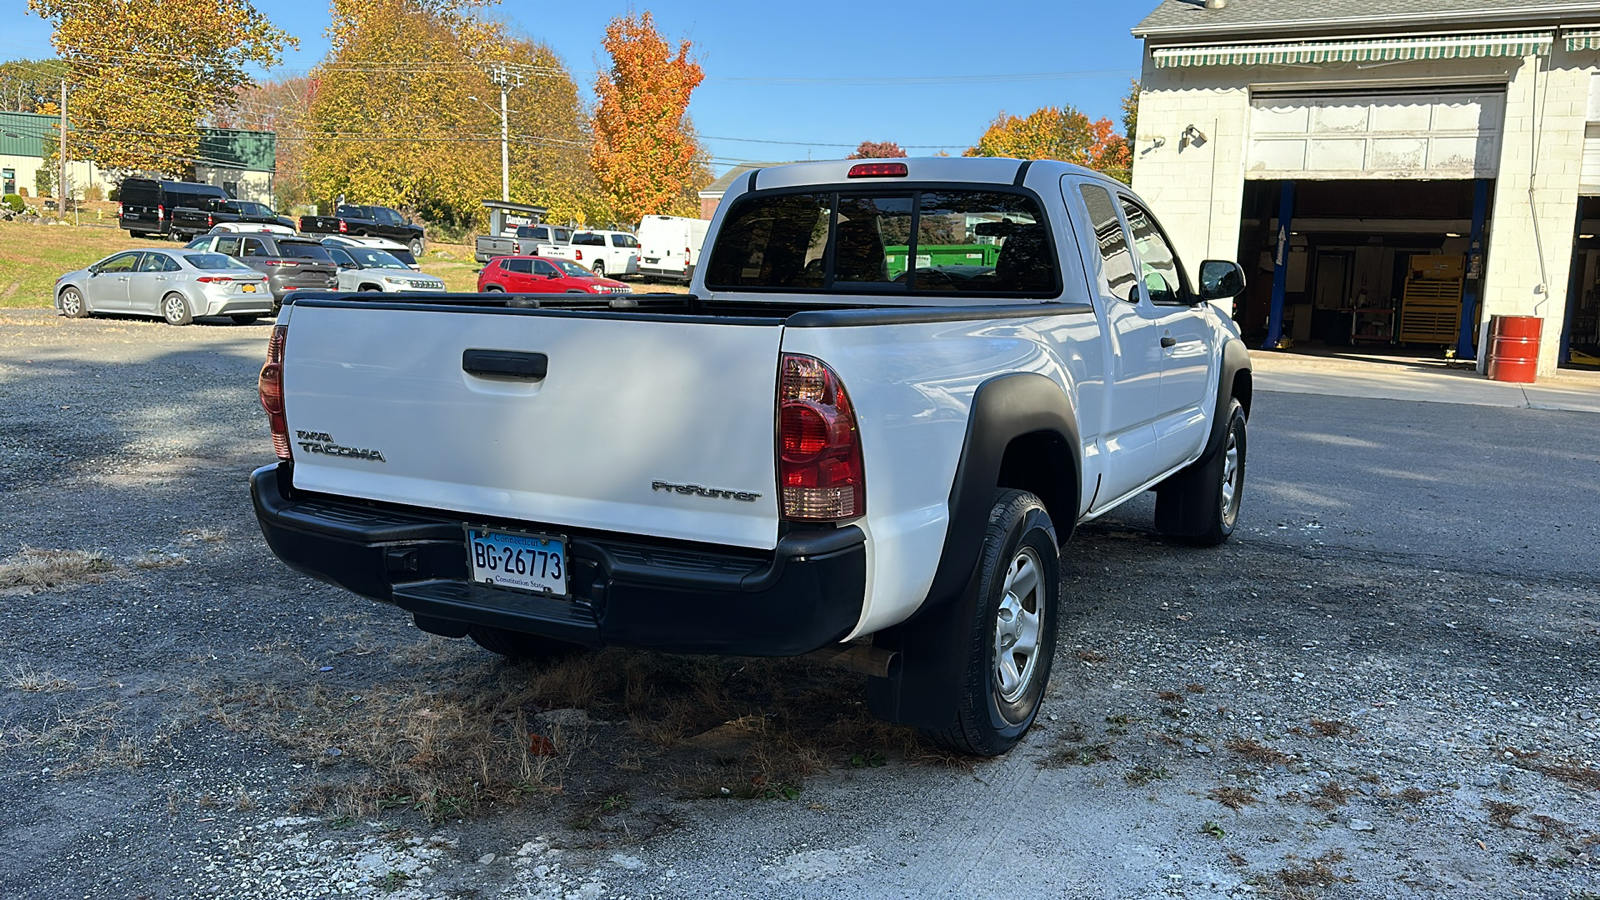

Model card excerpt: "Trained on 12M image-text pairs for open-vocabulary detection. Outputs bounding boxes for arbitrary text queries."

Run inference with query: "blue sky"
[1,0,1150,173]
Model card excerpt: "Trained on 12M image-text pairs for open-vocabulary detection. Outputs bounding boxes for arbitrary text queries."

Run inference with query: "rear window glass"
[705,189,1057,296]
[386,249,417,267]
[184,253,252,271]
[119,180,160,205]
[278,243,334,262]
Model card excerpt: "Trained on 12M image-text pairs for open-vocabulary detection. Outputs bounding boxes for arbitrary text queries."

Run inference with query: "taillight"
[207,214,215,227]
[338,220,347,234]
[158,204,166,220]
[778,354,864,521]
[195,276,232,283]
[259,324,291,460]
[574,249,583,260]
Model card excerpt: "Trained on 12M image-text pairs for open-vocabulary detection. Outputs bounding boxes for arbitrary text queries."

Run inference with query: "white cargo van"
[635,215,711,282]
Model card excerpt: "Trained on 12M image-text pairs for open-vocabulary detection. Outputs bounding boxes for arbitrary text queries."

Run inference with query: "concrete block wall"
[1131,64,1251,273]
[1480,50,1595,374]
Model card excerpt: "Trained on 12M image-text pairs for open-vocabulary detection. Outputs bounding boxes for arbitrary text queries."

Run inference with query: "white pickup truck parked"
[252,158,1252,756]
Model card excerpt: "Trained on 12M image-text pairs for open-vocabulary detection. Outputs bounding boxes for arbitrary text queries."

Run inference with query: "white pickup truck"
[252,158,1252,756]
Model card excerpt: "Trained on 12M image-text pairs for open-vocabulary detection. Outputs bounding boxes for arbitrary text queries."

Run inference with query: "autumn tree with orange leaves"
[965,105,1130,183]
[591,12,710,223]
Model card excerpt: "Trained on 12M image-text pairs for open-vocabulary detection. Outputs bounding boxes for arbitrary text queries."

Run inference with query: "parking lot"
[1,308,1597,899]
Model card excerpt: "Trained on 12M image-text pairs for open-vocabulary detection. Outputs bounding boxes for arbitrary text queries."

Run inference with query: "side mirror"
[88,266,99,276]
[1197,260,1246,301]
[547,271,561,279]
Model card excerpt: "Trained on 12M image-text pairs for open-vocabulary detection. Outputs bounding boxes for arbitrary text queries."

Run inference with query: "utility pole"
[488,65,522,203]
[58,78,67,222]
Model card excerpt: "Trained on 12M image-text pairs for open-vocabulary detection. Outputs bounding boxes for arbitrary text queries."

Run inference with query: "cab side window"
[1120,198,1185,306]
[1078,184,1138,303]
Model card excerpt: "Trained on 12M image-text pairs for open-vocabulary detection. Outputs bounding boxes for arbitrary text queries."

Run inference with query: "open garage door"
[1248,89,1505,180]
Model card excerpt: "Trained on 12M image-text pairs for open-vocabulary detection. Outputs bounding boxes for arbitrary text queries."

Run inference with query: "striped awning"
[1153,32,1552,68]
[1566,28,1600,51]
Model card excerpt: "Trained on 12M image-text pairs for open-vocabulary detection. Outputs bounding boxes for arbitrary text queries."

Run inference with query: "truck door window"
[612,234,639,248]
[1120,199,1185,306]
[1078,184,1138,304]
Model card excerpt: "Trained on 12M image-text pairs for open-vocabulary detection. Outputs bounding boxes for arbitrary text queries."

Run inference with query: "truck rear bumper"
[250,463,866,656]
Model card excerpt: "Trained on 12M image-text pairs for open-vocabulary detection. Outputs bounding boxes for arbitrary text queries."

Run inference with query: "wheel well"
[358,283,382,292]
[1231,370,1253,418]
[996,431,1077,544]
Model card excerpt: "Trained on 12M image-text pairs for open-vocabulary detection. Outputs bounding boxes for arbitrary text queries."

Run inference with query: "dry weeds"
[5,667,77,693]
[1208,786,1259,810]
[1485,800,1526,828]
[1225,736,1292,766]
[1278,850,1355,888]
[202,641,952,822]
[0,546,114,590]
[1308,719,1355,737]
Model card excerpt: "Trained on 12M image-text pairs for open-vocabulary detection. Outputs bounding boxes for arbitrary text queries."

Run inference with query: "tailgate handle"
[463,349,548,380]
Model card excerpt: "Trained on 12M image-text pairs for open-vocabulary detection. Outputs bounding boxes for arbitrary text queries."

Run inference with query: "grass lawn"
[0,221,174,308]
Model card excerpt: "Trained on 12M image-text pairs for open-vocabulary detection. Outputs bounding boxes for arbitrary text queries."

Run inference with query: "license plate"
[645,257,658,264]
[243,283,257,293]
[465,527,567,597]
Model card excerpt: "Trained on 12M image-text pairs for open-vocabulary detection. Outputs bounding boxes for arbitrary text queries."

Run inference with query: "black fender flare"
[867,371,1080,729]
[1198,337,1252,464]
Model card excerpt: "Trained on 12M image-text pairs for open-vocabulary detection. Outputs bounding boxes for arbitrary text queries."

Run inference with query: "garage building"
[1132,0,1600,374]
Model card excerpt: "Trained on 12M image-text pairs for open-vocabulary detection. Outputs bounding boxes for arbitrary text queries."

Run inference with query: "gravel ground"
[1,307,1596,899]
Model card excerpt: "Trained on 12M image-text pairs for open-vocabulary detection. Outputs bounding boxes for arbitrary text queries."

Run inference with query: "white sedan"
[54,249,275,325]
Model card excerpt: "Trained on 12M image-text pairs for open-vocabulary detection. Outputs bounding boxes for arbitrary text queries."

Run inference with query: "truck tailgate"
[281,304,785,550]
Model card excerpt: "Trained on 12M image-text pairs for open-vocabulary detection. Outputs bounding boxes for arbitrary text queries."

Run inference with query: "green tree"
[591,12,709,223]
[27,0,294,177]
[1122,80,1140,141]
[0,59,67,113]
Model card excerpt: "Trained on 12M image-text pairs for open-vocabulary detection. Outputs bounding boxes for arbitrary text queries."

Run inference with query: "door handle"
[1161,336,1177,348]
[463,349,547,379]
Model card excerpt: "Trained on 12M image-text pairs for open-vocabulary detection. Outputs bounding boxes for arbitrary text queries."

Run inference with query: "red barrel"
[1486,315,1542,383]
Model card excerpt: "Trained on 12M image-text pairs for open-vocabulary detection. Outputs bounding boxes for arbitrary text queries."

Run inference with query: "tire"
[230,314,260,325]
[161,292,193,326]
[591,260,605,277]
[408,237,424,257]
[58,286,88,319]
[923,489,1060,757]
[1154,397,1247,546]
[483,285,504,292]
[130,231,149,239]
[467,625,584,663]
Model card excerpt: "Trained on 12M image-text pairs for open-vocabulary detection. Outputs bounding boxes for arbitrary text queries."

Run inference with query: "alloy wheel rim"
[164,296,185,322]
[993,545,1045,705]
[1220,428,1240,523]
[62,290,80,315]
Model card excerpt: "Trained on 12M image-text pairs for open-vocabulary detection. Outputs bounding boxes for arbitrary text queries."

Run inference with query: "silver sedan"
[54,249,275,325]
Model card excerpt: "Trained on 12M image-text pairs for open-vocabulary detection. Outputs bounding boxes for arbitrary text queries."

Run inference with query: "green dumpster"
[884,244,1000,281]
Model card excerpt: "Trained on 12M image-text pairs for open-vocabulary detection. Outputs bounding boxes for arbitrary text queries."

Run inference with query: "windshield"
[551,259,595,277]
[184,253,254,271]
[347,248,409,269]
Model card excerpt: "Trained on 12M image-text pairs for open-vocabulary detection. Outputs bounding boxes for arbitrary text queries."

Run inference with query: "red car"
[477,256,633,295]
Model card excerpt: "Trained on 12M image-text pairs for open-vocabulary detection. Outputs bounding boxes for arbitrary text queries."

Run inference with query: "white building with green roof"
[0,110,275,206]
[1131,0,1600,375]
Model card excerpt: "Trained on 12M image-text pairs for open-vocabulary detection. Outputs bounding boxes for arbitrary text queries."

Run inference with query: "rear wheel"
[230,314,260,325]
[58,287,88,319]
[161,292,193,326]
[468,625,584,663]
[130,231,150,239]
[591,260,605,277]
[923,489,1059,757]
[1154,398,1247,546]
[408,237,424,257]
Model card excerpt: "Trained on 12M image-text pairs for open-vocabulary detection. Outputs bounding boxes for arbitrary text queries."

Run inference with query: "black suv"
[186,232,338,311]
[118,178,228,239]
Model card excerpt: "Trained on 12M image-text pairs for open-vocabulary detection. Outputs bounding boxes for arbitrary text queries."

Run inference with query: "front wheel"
[924,489,1059,757]
[59,286,88,319]
[161,292,193,326]
[468,625,584,663]
[1155,397,1247,546]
